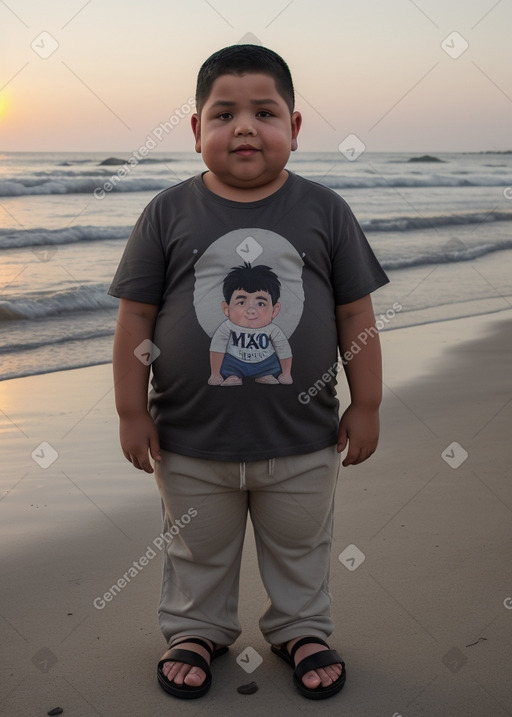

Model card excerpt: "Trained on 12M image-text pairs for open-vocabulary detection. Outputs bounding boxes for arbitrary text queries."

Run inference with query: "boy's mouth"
[233,144,260,156]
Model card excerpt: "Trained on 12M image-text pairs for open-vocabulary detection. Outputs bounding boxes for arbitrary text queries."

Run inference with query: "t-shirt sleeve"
[210,321,231,352]
[108,209,166,305]
[270,325,293,359]
[330,198,389,305]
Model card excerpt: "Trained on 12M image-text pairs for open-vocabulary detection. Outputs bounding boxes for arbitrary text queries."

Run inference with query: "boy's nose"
[234,117,256,136]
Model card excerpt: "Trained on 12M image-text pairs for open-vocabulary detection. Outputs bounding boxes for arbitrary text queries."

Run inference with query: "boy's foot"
[255,375,279,384]
[287,637,343,689]
[221,375,243,386]
[159,638,213,687]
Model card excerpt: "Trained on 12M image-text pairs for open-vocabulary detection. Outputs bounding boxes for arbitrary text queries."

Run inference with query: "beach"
[1,311,511,716]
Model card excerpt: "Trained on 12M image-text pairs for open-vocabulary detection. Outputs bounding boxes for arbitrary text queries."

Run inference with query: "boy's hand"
[119,412,161,473]
[337,404,379,466]
[208,374,224,385]
[278,372,293,384]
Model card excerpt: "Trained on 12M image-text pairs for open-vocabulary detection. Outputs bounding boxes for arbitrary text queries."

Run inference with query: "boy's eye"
[256,111,272,118]
[218,112,232,120]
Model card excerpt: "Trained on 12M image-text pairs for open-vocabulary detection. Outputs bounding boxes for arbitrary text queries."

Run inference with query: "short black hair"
[223,262,281,305]
[195,44,295,114]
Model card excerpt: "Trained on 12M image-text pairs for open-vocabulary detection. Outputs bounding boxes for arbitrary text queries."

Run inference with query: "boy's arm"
[113,298,161,473]
[209,351,225,385]
[335,294,383,467]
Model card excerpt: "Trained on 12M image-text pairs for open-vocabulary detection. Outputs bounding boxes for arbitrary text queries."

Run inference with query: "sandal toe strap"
[294,649,344,681]
[158,647,211,677]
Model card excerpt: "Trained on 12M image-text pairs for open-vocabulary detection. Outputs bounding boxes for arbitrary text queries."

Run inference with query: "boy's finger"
[342,443,362,466]
[150,438,162,463]
[337,427,348,453]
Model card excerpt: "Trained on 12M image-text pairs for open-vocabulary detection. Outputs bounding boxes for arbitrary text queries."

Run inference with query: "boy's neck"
[202,170,289,202]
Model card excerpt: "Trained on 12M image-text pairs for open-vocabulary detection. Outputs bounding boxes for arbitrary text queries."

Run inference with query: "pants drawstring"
[240,459,274,489]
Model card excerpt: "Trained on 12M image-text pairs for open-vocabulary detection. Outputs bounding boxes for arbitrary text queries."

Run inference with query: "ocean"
[1,150,511,382]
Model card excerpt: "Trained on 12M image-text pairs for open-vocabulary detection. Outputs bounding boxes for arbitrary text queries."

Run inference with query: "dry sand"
[1,311,511,717]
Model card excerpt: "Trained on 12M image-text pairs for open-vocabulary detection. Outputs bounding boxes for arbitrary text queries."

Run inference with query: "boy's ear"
[291,111,302,152]
[271,301,282,319]
[191,114,201,153]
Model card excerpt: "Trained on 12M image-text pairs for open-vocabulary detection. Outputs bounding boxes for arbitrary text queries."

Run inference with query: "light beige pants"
[155,445,341,647]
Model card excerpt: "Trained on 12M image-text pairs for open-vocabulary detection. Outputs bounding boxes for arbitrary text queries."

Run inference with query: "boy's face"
[222,289,281,329]
[191,73,301,192]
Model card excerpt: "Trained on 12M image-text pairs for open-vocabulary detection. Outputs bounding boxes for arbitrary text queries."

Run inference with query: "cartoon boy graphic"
[208,262,293,386]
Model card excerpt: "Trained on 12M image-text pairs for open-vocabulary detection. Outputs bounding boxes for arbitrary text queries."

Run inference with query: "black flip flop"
[157,637,228,699]
[271,636,346,700]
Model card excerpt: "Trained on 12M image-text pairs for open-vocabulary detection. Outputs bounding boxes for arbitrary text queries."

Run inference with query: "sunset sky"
[1,0,511,152]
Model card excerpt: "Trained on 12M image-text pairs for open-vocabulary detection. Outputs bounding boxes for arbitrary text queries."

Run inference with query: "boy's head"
[195,44,295,115]
[191,45,302,195]
[222,262,282,329]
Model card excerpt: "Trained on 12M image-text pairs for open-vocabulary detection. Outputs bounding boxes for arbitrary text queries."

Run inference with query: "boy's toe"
[302,670,322,689]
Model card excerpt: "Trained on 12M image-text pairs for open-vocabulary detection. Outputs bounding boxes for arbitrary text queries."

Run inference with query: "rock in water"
[408,154,445,163]
[99,157,127,166]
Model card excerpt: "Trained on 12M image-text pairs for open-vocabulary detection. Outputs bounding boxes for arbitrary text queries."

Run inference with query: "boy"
[109,44,388,701]
[209,261,293,386]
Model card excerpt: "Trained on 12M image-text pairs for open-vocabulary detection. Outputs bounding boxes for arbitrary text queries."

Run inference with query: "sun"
[0,93,8,120]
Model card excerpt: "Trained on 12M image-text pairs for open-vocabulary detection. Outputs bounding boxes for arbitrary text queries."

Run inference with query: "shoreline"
[1,309,511,715]
[2,302,511,385]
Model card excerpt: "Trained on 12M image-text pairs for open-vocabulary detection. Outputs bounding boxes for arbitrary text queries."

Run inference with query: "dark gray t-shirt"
[109,171,389,461]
